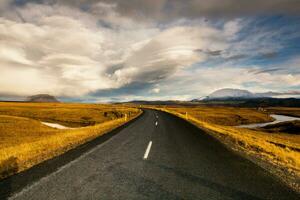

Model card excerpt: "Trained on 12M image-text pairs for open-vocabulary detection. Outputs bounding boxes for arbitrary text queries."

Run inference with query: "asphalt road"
[1,109,299,199]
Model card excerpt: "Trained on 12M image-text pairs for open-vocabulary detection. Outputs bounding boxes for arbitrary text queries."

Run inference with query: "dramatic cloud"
[0,3,157,97]
[0,2,231,98]
[107,25,228,85]
[51,0,300,20]
[0,0,299,101]
[0,13,113,97]
[156,64,300,99]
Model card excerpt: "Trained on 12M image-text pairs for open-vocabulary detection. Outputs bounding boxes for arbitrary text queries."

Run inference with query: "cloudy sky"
[0,0,300,102]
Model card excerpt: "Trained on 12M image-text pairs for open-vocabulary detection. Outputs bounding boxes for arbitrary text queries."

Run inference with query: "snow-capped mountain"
[206,88,254,99]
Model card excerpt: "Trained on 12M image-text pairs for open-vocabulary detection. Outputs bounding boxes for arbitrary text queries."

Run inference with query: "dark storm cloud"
[88,0,300,18]
[165,0,300,18]
[9,0,300,20]
[90,81,153,97]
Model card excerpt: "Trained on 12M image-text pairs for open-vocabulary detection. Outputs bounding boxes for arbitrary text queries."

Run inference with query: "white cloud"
[0,12,113,96]
[0,1,298,101]
[157,64,300,99]
[0,3,159,97]
[151,88,160,94]
[223,19,242,38]
[110,25,228,85]
[0,2,233,98]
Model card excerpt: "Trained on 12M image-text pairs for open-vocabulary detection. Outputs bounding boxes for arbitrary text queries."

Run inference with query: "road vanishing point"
[0,109,299,199]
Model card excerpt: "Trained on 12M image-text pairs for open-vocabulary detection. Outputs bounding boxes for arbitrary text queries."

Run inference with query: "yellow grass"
[150,105,300,189]
[0,102,142,179]
[161,106,274,126]
[0,102,139,127]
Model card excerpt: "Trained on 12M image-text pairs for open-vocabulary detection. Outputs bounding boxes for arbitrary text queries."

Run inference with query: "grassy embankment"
[259,121,300,135]
[0,102,141,180]
[152,106,300,190]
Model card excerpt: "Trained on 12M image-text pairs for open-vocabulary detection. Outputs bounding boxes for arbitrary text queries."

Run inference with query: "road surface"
[1,109,299,199]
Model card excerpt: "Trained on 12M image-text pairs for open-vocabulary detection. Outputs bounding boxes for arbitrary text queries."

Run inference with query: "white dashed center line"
[143,141,152,160]
[155,121,158,126]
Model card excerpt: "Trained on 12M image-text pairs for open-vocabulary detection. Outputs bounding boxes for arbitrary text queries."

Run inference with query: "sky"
[0,0,300,102]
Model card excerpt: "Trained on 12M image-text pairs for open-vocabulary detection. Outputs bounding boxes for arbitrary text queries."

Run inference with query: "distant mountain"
[206,88,254,99]
[202,88,300,100]
[241,98,300,107]
[27,94,59,102]
[191,97,206,102]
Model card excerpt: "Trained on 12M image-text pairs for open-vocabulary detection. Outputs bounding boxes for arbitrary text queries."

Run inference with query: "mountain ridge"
[199,88,300,100]
[27,94,59,102]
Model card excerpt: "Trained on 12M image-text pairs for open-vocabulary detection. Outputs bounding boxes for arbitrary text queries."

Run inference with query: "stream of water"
[238,114,300,128]
[41,122,74,129]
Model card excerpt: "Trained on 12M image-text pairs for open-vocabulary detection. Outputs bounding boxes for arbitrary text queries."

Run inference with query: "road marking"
[9,134,120,199]
[155,121,158,126]
[143,141,152,160]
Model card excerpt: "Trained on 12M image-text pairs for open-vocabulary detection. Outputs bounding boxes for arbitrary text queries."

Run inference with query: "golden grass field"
[150,105,300,190]
[0,102,139,127]
[1,102,299,190]
[0,102,141,180]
